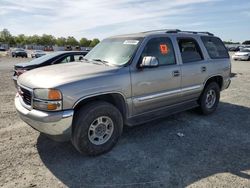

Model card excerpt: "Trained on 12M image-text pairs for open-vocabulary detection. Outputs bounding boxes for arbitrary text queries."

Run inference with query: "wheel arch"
[203,75,223,90]
[73,92,128,120]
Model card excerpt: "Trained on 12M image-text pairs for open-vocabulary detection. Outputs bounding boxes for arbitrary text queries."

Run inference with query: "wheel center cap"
[95,124,106,136]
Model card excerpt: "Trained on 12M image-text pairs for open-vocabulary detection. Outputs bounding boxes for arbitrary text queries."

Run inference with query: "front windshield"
[84,37,142,66]
[240,48,250,52]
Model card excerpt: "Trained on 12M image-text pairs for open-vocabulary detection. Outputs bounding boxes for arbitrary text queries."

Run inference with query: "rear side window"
[178,38,203,63]
[201,36,229,59]
[141,37,176,66]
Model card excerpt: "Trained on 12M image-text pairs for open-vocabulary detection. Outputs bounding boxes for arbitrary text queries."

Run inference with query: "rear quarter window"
[201,36,229,59]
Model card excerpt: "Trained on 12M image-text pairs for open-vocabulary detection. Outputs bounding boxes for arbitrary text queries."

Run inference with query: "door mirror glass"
[140,56,159,68]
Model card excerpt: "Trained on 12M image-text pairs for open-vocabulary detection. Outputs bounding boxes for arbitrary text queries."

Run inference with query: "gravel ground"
[0,55,250,188]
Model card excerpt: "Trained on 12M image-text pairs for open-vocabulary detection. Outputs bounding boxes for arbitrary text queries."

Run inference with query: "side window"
[74,55,84,61]
[58,55,72,64]
[141,37,176,66]
[201,36,229,59]
[178,38,203,63]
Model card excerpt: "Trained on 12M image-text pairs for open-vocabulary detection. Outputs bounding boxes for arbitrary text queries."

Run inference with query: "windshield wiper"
[91,59,109,65]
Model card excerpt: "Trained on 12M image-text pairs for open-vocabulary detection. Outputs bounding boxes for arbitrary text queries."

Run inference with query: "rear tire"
[72,101,123,156]
[197,82,220,115]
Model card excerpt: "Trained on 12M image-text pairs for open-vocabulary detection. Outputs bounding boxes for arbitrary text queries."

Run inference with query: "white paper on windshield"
[123,40,139,45]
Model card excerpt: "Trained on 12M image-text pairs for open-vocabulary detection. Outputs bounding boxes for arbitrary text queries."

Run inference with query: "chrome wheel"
[88,116,114,145]
[205,89,216,109]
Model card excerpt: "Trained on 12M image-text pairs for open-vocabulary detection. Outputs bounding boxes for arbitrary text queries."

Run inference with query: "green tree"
[40,34,56,46]
[29,35,41,45]
[56,37,67,46]
[15,34,26,45]
[66,36,79,46]
[89,38,100,47]
[0,28,15,45]
[79,37,90,47]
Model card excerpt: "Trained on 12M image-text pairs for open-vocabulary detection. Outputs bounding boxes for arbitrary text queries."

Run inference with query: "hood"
[17,61,119,89]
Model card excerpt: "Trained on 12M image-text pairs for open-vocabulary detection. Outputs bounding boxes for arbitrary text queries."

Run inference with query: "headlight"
[33,88,62,111]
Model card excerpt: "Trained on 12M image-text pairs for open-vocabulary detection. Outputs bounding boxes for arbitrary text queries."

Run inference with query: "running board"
[126,100,199,126]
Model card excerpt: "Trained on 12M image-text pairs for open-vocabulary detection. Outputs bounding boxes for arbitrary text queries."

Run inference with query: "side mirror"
[140,56,159,68]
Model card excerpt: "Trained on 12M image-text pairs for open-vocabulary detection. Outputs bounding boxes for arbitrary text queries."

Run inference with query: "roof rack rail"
[141,29,172,33]
[141,29,214,36]
[166,30,214,36]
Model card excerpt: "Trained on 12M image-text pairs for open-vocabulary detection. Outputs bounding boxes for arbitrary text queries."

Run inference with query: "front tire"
[197,82,220,115]
[72,101,123,156]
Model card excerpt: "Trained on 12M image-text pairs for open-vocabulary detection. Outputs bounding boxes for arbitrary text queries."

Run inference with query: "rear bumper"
[15,94,74,141]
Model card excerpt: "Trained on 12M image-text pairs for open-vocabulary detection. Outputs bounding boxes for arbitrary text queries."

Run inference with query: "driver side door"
[131,37,181,115]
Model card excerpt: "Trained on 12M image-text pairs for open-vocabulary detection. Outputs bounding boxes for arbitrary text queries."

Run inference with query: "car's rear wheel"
[197,82,220,115]
[72,101,123,156]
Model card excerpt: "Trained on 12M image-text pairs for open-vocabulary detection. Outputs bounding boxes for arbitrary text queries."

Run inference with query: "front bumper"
[15,94,74,141]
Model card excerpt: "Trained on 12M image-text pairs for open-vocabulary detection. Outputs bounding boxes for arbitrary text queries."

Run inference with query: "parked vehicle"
[11,48,28,58]
[232,48,250,61]
[13,51,88,87]
[0,47,6,51]
[228,46,241,52]
[15,29,231,156]
[31,50,46,58]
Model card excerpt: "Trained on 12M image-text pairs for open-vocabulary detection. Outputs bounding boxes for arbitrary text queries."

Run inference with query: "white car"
[232,48,250,61]
[31,50,46,58]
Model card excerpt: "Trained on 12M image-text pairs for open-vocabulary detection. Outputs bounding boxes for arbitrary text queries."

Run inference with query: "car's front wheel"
[72,101,123,156]
[197,82,220,115]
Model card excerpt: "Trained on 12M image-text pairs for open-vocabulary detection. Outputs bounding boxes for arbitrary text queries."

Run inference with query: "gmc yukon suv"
[15,29,231,156]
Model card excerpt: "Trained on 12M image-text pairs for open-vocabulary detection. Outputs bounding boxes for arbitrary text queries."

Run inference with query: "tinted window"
[57,55,72,64]
[201,36,229,59]
[178,38,203,63]
[141,37,176,65]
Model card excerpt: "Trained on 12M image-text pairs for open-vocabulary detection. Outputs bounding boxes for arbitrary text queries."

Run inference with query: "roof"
[111,29,215,38]
[53,50,88,55]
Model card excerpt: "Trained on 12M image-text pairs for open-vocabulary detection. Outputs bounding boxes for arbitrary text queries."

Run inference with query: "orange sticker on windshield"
[160,44,169,55]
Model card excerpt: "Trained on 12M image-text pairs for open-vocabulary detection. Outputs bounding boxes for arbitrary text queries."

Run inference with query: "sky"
[0,0,249,42]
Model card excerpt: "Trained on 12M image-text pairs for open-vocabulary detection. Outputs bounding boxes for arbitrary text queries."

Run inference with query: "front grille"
[20,87,32,106]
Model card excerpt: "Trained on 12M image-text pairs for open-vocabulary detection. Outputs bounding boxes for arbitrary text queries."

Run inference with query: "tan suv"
[15,29,231,155]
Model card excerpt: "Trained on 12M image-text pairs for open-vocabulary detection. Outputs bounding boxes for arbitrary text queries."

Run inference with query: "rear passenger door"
[177,37,208,101]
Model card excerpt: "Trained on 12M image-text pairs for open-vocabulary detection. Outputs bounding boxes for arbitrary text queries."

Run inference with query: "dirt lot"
[0,55,250,188]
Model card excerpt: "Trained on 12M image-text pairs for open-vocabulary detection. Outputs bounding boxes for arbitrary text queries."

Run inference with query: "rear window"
[201,36,229,59]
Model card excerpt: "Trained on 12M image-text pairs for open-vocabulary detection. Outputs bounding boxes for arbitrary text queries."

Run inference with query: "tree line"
[0,29,100,47]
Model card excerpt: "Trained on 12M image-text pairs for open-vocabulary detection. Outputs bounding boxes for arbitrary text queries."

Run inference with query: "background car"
[0,47,6,51]
[31,50,46,58]
[228,46,240,52]
[11,48,28,58]
[13,51,88,87]
[232,48,250,61]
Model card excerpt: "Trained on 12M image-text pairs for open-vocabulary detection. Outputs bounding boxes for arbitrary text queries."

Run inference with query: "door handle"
[172,70,180,77]
[201,66,206,72]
